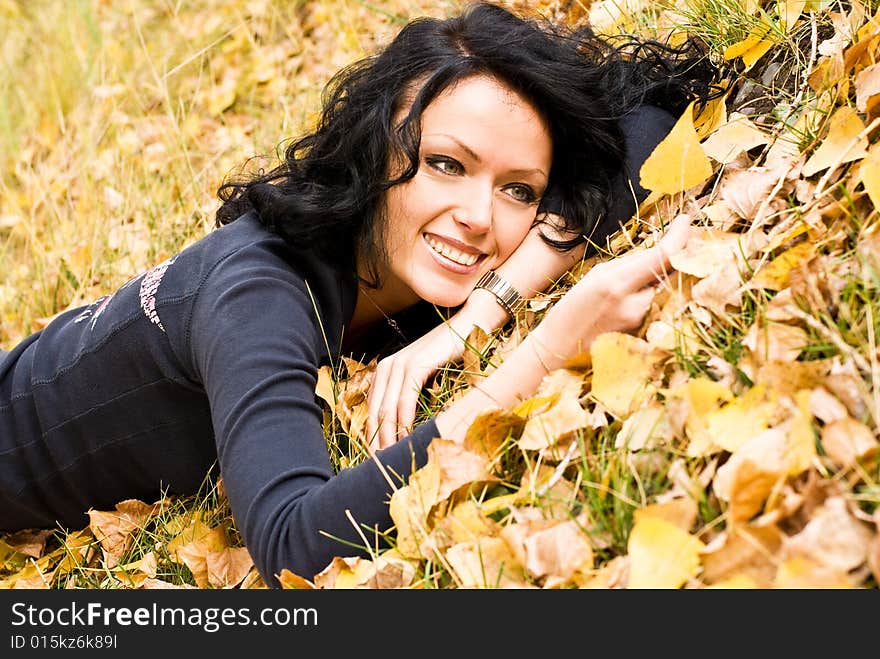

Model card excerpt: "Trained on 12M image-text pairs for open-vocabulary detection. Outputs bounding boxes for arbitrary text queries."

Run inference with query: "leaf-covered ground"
[1,0,878,589]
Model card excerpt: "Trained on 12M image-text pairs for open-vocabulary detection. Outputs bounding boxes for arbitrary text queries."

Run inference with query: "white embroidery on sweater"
[139,256,176,332]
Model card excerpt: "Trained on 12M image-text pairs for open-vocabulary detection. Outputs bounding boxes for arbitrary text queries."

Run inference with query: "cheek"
[494,213,535,262]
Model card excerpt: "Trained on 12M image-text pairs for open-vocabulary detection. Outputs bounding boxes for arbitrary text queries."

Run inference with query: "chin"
[416,286,469,309]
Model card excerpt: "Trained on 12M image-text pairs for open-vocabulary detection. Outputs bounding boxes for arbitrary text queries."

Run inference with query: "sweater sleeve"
[188,251,437,586]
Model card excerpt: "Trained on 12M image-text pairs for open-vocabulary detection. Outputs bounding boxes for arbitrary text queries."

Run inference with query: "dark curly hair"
[215,1,723,287]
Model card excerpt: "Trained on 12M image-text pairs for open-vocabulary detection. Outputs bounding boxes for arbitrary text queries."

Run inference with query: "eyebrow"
[430,133,548,179]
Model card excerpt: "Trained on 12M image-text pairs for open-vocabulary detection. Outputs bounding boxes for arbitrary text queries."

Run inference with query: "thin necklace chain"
[359,285,405,339]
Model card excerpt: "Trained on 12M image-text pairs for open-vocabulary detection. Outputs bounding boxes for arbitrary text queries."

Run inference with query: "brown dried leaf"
[742,320,809,363]
[821,416,878,468]
[784,496,874,573]
[207,546,254,589]
[444,537,531,588]
[175,526,229,589]
[88,499,160,561]
[2,529,54,559]
[700,524,784,587]
[500,517,594,586]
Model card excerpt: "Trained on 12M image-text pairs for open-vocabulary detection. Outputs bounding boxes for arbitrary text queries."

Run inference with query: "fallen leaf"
[705,384,778,453]
[175,526,229,589]
[615,401,670,450]
[626,516,705,588]
[723,17,777,70]
[668,229,742,278]
[701,112,770,163]
[742,320,809,363]
[518,390,589,451]
[639,100,714,197]
[207,546,254,589]
[632,497,698,532]
[500,517,593,586]
[802,105,869,177]
[784,496,874,573]
[774,556,853,588]
[88,499,160,562]
[700,524,784,587]
[589,332,664,418]
[444,537,531,588]
[752,241,816,291]
[821,415,878,468]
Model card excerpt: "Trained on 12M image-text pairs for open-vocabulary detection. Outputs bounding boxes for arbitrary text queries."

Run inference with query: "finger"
[366,361,392,450]
[396,370,428,440]
[624,216,691,290]
[376,365,407,450]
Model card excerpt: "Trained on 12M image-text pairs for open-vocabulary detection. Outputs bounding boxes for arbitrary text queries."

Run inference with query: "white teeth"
[424,235,480,266]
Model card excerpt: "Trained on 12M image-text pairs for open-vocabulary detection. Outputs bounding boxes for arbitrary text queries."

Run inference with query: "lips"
[422,233,485,267]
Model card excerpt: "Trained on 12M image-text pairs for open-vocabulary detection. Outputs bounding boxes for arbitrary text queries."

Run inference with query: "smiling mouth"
[422,234,485,267]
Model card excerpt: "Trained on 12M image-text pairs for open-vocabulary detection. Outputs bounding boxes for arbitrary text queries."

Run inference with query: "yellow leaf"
[615,401,670,451]
[627,516,705,588]
[752,241,815,291]
[518,390,589,450]
[667,377,734,457]
[639,100,714,197]
[389,461,441,559]
[315,365,336,408]
[277,569,316,589]
[784,496,874,574]
[743,320,809,363]
[590,332,664,418]
[706,573,760,588]
[858,144,880,210]
[705,384,778,453]
[88,499,159,561]
[786,390,818,477]
[802,105,869,178]
[723,18,777,70]
[778,0,807,31]
[693,87,730,140]
[430,500,501,549]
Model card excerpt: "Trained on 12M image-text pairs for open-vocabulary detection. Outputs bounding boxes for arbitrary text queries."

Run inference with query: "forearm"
[435,284,594,441]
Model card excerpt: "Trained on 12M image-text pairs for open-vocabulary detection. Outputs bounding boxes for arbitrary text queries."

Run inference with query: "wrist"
[457,286,514,333]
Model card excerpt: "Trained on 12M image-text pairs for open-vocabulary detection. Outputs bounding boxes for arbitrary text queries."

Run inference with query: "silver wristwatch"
[474,270,525,318]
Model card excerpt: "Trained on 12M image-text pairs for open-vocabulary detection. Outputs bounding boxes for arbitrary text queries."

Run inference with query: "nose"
[452,183,493,235]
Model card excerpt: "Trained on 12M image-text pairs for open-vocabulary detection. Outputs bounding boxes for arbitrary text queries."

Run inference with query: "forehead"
[410,75,552,166]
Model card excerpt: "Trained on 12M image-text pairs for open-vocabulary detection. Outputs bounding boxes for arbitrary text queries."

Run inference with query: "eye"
[503,183,537,204]
[425,155,464,176]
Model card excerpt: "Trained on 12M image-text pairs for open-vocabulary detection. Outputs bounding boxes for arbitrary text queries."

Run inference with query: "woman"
[0,2,720,586]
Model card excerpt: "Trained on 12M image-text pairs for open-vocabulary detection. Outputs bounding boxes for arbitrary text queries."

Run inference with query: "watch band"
[474,270,525,318]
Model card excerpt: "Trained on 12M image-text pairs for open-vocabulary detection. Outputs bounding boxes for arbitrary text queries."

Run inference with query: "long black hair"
[215,1,723,286]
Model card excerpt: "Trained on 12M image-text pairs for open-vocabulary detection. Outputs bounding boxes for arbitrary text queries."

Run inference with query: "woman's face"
[373,74,552,311]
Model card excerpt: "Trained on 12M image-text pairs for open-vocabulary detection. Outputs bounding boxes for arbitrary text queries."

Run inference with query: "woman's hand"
[531,213,692,364]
